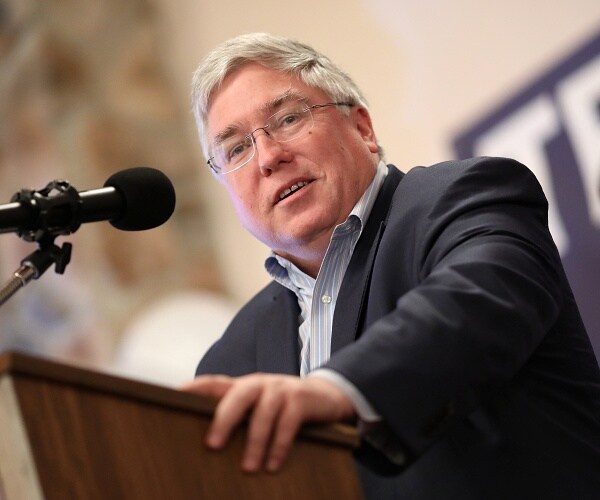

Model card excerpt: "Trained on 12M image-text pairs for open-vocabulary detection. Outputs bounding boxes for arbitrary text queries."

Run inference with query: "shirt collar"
[348,160,388,231]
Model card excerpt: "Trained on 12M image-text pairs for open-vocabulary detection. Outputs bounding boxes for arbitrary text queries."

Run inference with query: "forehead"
[206,63,330,140]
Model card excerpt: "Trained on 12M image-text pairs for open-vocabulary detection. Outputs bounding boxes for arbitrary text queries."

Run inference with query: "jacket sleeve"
[324,157,569,462]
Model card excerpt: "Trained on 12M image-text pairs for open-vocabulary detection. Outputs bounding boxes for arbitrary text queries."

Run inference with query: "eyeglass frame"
[207,101,354,174]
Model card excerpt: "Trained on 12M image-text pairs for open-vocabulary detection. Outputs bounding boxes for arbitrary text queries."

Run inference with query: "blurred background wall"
[0,0,598,385]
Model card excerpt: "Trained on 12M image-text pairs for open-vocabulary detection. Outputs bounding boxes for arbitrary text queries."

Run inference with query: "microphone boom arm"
[0,237,73,307]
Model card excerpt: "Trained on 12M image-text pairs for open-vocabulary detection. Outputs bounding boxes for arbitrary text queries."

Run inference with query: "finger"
[265,400,303,472]
[206,378,263,450]
[263,378,356,472]
[241,382,285,472]
[180,375,233,400]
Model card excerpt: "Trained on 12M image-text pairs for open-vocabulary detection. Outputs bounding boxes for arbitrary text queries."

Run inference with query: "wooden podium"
[0,352,364,499]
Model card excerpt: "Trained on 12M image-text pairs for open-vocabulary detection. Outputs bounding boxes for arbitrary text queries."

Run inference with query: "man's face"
[206,63,380,274]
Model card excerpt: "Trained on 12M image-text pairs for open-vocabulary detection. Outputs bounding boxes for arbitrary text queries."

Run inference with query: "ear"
[353,106,380,154]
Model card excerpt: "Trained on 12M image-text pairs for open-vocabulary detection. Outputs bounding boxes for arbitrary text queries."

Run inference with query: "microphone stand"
[0,179,80,307]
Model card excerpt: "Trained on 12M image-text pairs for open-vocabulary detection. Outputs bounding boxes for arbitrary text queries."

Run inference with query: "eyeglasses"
[207,101,353,174]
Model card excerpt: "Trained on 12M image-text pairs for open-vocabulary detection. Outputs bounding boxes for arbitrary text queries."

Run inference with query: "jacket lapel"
[331,165,403,354]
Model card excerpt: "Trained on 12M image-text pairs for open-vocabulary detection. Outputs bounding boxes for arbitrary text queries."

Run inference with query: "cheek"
[224,183,261,226]
[228,188,254,214]
[231,197,259,235]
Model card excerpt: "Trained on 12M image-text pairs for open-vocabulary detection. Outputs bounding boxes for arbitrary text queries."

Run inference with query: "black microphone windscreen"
[104,167,176,230]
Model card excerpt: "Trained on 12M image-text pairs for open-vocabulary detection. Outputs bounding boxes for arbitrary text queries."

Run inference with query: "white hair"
[191,32,375,160]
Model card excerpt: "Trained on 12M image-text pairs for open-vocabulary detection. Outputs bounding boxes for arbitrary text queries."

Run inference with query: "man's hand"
[181,374,356,472]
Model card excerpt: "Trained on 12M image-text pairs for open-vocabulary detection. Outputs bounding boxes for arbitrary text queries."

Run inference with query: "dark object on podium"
[0,352,363,499]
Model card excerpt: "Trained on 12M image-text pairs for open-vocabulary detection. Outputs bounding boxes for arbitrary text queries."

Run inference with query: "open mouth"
[278,181,310,202]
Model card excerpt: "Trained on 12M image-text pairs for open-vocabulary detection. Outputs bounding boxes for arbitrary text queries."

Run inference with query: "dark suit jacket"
[197,157,600,499]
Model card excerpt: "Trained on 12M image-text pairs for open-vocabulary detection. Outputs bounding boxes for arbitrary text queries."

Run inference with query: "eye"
[274,109,304,129]
[226,137,252,162]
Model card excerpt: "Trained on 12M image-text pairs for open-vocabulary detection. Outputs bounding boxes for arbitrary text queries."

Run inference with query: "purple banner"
[454,30,600,360]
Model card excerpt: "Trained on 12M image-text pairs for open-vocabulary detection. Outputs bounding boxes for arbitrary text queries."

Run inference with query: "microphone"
[0,167,176,241]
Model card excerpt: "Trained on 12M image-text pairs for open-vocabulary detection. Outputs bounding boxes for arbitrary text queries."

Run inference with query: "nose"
[252,130,291,177]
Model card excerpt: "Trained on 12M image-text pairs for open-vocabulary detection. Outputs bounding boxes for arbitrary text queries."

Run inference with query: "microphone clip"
[11,179,83,243]
[0,181,79,307]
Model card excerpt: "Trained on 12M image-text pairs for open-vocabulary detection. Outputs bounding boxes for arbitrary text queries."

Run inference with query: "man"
[183,33,600,499]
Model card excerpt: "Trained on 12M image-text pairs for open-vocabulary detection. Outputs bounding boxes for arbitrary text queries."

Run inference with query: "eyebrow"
[213,124,242,147]
[212,89,307,147]
[259,89,306,116]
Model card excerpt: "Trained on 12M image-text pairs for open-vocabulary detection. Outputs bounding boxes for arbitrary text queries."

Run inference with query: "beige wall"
[153,0,600,304]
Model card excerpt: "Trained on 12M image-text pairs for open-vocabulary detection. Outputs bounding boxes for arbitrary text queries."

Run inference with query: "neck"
[291,257,322,279]
[275,249,324,279]
[273,222,337,278]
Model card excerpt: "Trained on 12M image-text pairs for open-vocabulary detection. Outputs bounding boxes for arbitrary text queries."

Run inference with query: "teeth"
[279,181,308,200]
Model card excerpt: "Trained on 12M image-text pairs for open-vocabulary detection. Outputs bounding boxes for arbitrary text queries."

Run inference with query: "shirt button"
[321,294,332,304]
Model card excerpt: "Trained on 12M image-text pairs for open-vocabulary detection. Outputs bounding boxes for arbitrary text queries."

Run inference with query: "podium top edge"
[0,350,360,449]
[0,350,217,417]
